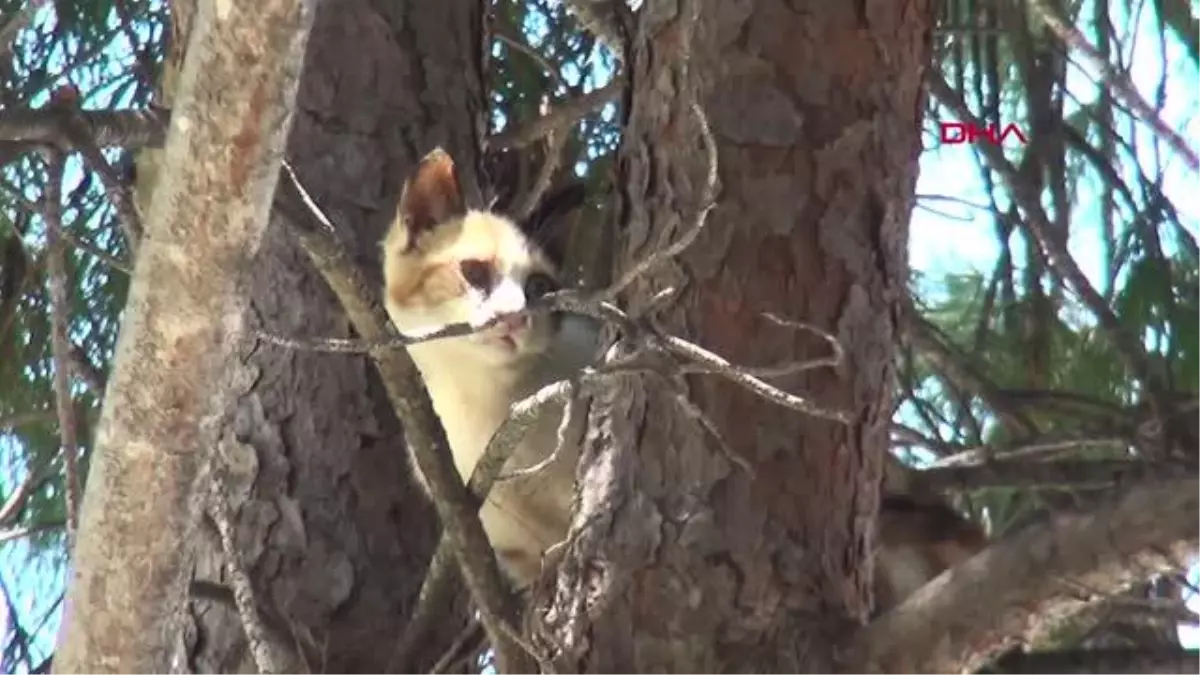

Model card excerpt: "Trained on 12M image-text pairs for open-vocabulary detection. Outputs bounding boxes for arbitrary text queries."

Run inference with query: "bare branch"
[915,459,1190,492]
[488,80,623,151]
[850,477,1200,674]
[43,151,80,546]
[928,436,1129,467]
[660,335,851,423]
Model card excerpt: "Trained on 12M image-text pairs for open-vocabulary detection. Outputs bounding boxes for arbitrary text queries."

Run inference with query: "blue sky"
[2,0,1198,668]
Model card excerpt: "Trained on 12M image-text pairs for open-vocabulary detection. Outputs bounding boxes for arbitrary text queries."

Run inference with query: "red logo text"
[939,122,1029,145]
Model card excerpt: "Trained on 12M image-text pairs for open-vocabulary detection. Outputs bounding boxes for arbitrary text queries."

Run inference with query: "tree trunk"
[178,1,488,672]
[538,0,934,671]
[53,0,318,671]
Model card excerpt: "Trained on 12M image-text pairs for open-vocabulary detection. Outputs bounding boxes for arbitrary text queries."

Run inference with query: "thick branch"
[850,477,1199,674]
[988,647,1199,674]
[0,108,168,150]
[51,0,318,671]
[44,152,81,545]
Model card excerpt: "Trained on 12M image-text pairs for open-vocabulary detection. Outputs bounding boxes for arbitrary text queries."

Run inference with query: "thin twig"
[0,520,64,544]
[928,436,1129,467]
[513,103,568,223]
[497,383,581,481]
[915,459,1189,492]
[43,151,80,547]
[0,448,62,527]
[660,335,851,423]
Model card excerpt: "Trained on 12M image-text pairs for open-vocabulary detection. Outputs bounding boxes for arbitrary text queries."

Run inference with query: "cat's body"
[383,148,987,603]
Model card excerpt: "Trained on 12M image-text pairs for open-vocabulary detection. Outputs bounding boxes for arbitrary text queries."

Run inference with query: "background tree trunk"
[539,0,935,671]
[178,1,488,672]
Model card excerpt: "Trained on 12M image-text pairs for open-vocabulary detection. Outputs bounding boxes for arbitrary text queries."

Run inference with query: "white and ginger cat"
[382,148,594,587]
[873,456,988,614]
[382,148,987,606]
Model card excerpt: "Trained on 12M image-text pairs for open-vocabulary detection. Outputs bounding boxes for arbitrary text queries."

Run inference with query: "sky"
[1,0,1198,668]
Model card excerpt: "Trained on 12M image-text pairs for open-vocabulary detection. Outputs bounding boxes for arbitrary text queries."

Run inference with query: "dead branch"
[928,435,1128,467]
[488,80,623,151]
[0,520,63,544]
[914,459,1190,492]
[274,162,531,673]
[512,103,568,223]
[492,24,569,93]
[849,476,1199,674]
[43,151,80,546]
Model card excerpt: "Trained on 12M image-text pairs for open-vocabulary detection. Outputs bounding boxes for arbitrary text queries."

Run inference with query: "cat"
[381,148,595,587]
[873,456,988,615]
[381,147,988,604]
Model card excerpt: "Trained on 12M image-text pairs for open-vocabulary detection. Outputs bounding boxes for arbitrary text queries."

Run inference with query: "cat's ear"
[398,148,467,238]
[520,182,586,269]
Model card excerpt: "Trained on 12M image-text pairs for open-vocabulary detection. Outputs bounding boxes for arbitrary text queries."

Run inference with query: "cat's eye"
[524,272,558,300]
[459,259,493,289]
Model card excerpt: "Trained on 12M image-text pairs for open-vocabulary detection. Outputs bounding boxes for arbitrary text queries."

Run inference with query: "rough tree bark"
[52,0,318,671]
[538,0,934,671]
[175,1,489,672]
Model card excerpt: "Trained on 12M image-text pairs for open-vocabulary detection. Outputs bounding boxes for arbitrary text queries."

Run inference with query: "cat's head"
[382,148,579,365]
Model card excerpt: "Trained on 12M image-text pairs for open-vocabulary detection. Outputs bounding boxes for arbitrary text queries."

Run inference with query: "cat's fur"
[382,147,987,603]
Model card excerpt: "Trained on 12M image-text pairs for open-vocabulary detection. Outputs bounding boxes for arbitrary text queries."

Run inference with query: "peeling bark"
[538,0,935,671]
[52,1,318,672]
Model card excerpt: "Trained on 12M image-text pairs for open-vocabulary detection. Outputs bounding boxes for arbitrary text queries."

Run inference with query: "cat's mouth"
[478,313,532,351]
